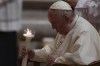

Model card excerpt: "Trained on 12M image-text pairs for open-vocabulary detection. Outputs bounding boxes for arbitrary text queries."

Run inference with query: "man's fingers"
[19,45,28,59]
[28,49,35,60]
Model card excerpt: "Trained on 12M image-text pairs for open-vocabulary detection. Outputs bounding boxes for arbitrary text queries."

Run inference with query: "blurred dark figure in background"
[63,0,100,32]
[0,0,22,66]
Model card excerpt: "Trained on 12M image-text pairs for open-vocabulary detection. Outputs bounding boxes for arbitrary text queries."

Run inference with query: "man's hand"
[19,45,27,59]
[46,55,56,66]
[19,45,35,60]
[28,48,35,60]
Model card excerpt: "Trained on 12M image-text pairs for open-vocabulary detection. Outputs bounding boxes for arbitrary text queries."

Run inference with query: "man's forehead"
[49,9,72,15]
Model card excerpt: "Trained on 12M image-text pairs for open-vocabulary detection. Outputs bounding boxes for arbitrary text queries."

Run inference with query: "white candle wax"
[22,28,34,66]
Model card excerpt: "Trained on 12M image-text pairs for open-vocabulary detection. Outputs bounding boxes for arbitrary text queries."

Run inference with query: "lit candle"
[22,28,34,66]
[23,28,34,38]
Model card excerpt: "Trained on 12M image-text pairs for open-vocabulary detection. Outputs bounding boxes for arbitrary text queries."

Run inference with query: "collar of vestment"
[69,15,79,30]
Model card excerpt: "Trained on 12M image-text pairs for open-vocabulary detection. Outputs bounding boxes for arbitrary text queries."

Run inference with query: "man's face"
[48,9,70,35]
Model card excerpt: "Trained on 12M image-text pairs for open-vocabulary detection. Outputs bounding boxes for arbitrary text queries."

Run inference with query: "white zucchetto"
[50,1,72,10]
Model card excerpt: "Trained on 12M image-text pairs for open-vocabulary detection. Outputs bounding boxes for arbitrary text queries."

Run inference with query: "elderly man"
[19,1,100,66]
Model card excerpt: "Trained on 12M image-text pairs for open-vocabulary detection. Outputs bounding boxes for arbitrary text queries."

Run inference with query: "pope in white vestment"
[32,15,100,65]
[28,1,100,65]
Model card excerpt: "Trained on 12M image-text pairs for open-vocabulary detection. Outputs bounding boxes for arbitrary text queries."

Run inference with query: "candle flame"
[23,28,34,37]
[26,28,32,35]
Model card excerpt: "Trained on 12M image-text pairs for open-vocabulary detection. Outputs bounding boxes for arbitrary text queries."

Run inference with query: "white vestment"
[31,15,100,65]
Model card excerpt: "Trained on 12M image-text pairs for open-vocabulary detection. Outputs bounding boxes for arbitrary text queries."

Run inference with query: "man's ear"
[63,14,69,21]
[63,14,72,24]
